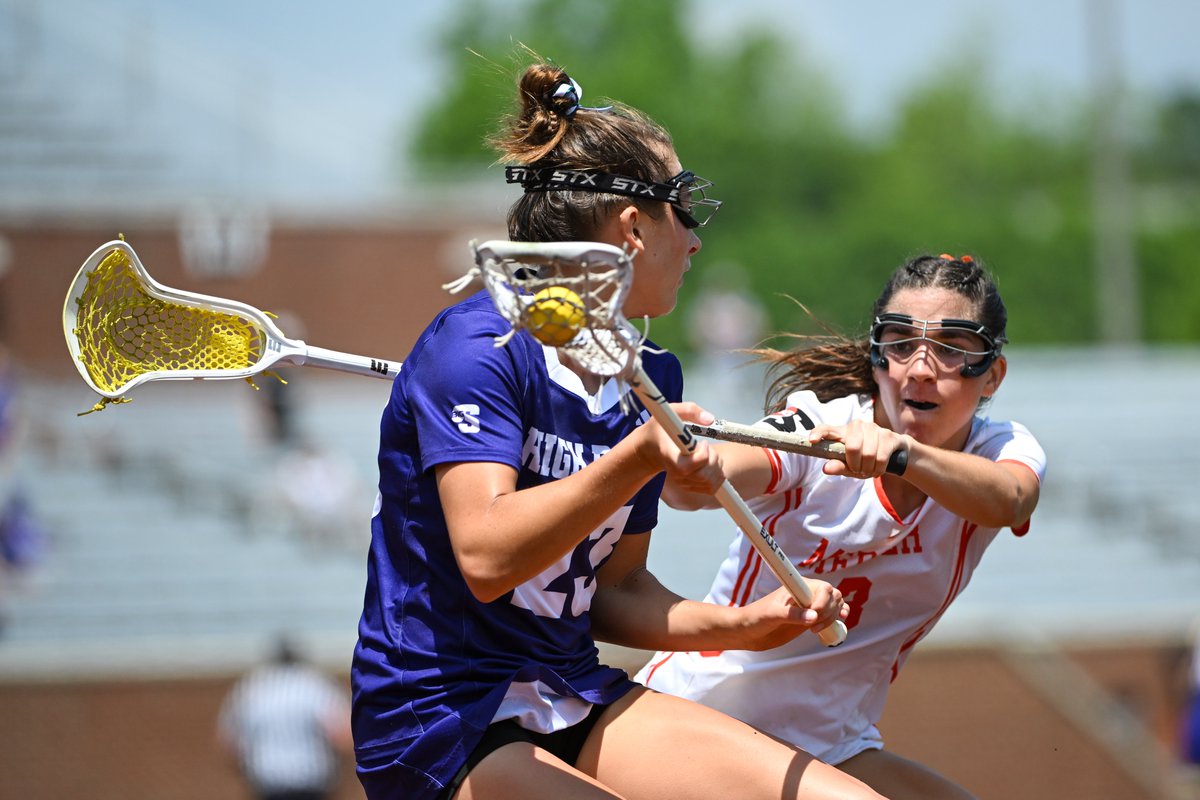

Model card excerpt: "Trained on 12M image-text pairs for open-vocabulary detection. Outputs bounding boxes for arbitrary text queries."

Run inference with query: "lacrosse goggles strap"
[505,166,722,229]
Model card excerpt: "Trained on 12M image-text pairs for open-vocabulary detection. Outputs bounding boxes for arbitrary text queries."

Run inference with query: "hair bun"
[548,76,583,118]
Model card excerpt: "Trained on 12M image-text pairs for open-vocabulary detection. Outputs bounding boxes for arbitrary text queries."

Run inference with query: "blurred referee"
[218,636,352,800]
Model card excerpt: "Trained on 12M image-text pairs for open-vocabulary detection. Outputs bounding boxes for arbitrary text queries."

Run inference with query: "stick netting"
[69,246,267,395]
[451,242,643,379]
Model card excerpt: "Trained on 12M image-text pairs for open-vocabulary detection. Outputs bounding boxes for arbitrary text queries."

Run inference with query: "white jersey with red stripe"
[635,390,1046,765]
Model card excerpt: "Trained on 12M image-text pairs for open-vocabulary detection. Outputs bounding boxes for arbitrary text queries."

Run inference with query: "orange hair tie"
[939,253,974,263]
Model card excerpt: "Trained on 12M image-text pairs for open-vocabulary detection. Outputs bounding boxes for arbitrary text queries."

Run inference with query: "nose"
[905,341,938,379]
[688,228,702,255]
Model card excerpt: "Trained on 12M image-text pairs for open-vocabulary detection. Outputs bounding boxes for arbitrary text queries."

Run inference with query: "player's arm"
[659,441,774,510]
[589,529,845,652]
[814,420,1040,528]
[437,403,725,603]
[897,441,1040,528]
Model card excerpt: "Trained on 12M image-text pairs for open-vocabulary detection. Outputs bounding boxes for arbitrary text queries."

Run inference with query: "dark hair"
[489,63,676,242]
[271,635,301,666]
[751,254,1007,414]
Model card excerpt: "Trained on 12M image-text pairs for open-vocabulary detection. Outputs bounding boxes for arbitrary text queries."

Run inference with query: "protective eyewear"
[869,313,1003,378]
[664,170,721,229]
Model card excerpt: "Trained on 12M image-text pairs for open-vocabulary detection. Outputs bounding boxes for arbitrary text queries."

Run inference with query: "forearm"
[902,440,1038,527]
[661,442,771,511]
[442,437,662,601]
[590,567,750,652]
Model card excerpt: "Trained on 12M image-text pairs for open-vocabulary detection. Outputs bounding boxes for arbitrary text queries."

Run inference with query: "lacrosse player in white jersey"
[638,253,1046,800]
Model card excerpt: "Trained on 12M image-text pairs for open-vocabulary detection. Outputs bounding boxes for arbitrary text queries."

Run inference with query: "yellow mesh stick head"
[65,243,267,397]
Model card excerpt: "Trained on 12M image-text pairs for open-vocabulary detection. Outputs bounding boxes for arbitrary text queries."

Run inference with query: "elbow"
[661,487,711,512]
[456,553,517,604]
[465,581,508,605]
[459,562,511,604]
[975,491,1036,530]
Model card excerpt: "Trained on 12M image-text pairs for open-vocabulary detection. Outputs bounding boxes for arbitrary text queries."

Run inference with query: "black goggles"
[504,166,722,229]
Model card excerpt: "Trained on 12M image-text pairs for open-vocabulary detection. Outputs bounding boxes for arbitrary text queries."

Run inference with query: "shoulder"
[770,390,869,428]
[426,291,514,343]
[408,291,539,372]
[968,416,1047,478]
[640,340,684,396]
[640,339,682,373]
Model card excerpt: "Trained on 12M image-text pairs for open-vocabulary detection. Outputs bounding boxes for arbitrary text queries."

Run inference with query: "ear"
[615,204,645,254]
[980,354,1006,400]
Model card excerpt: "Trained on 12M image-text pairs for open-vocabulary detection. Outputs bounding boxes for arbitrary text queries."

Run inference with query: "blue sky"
[3,0,1198,211]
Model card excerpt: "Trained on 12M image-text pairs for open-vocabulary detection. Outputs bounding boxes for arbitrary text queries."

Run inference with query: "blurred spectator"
[267,439,364,549]
[0,491,46,573]
[686,271,767,361]
[1183,621,1200,767]
[684,270,769,419]
[218,636,352,800]
[260,372,299,448]
[0,343,46,633]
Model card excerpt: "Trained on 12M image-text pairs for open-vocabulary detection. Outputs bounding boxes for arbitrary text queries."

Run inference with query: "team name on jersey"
[520,426,611,478]
[799,527,924,575]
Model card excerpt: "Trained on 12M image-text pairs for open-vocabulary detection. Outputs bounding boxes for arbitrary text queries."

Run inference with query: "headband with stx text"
[505,166,721,229]
[506,166,686,204]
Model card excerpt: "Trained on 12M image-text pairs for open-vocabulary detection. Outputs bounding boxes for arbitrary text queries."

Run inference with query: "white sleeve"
[755,390,850,494]
[970,418,1047,484]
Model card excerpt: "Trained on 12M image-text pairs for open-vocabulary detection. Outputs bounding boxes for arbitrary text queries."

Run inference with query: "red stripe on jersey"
[873,477,923,526]
[890,520,977,682]
[730,486,800,607]
[642,651,677,685]
[728,548,762,607]
[736,556,763,608]
[764,447,783,495]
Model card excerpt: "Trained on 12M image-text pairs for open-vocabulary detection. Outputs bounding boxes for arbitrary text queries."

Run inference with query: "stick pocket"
[448,240,644,379]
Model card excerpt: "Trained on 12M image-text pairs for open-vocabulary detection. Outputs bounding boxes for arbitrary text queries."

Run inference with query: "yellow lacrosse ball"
[528,286,585,346]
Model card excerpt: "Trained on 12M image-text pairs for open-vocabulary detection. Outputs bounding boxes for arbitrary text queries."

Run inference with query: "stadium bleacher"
[4,347,1200,681]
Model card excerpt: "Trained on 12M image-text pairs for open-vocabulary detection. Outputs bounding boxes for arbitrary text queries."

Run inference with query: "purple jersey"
[351,291,680,798]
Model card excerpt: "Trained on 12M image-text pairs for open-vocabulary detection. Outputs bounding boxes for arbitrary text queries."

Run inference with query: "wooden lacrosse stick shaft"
[686,418,909,476]
[628,369,848,647]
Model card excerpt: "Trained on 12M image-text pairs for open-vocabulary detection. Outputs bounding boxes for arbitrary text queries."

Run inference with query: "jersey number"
[836,576,872,630]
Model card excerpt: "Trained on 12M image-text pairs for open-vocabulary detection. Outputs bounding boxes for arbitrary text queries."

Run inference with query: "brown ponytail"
[489,62,677,242]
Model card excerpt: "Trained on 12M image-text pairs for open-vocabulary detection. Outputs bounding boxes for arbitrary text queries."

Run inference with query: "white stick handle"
[687,418,908,475]
[284,344,402,380]
[628,368,847,647]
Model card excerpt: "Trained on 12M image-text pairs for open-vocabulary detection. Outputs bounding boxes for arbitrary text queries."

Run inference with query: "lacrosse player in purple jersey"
[350,62,883,800]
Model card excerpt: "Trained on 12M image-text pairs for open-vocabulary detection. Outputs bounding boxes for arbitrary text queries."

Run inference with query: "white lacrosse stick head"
[63,239,301,399]
[453,240,644,379]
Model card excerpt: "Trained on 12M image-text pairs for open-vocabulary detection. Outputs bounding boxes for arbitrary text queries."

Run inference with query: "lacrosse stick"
[451,239,847,647]
[687,418,909,475]
[63,239,400,411]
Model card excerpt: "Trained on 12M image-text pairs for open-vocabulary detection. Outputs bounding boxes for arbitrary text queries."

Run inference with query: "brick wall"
[0,643,1189,800]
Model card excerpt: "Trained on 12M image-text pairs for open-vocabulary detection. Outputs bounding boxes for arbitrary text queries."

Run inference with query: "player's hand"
[734,583,848,651]
[635,403,726,495]
[810,420,911,479]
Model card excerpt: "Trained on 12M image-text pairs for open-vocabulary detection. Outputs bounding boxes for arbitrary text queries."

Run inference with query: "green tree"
[403,0,1199,354]
[1136,91,1200,340]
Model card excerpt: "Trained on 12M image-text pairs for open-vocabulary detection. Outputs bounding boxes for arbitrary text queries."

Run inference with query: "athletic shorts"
[437,703,609,800]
